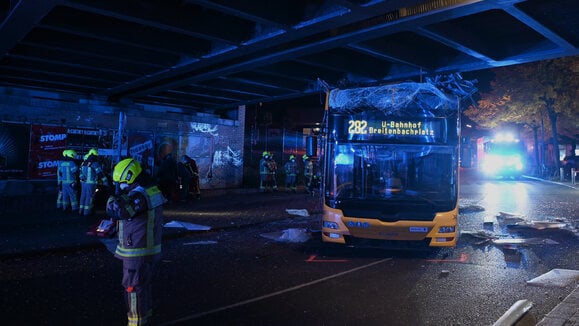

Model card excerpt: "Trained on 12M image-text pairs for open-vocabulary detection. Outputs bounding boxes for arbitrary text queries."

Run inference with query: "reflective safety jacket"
[304,160,314,177]
[106,185,165,261]
[284,160,298,176]
[80,157,107,185]
[259,158,269,175]
[58,158,79,185]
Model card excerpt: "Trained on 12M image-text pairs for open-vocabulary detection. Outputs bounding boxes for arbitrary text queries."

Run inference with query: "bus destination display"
[346,118,445,143]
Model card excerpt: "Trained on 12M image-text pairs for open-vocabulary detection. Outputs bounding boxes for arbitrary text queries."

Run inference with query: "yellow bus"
[320,82,460,248]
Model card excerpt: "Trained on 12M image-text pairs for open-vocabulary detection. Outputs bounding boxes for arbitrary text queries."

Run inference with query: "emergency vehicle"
[479,132,526,179]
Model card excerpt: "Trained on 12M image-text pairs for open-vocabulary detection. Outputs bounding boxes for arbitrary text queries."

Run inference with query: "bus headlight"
[438,226,455,233]
[323,221,339,229]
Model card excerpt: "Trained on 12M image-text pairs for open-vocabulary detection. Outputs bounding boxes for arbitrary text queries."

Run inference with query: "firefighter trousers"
[79,182,97,215]
[57,182,79,211]
[122,259,155,326]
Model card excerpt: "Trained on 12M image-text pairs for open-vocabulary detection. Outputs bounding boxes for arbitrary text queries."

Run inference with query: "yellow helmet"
[302,154,309,161]
[113,158,142,185]
[262,151,269,158]
[84,148,98,160]
[63,149,76,158]
[289,155,295,160]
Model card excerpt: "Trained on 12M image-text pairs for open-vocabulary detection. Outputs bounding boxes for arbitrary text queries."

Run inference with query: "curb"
[522,175,579,190]
[536,285,579,325]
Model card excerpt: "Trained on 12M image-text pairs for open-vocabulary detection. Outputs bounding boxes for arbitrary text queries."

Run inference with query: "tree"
[465,56,579,168]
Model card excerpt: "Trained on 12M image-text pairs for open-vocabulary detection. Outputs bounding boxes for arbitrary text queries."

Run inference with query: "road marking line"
[305,254,349,262]
[161,257,392,325]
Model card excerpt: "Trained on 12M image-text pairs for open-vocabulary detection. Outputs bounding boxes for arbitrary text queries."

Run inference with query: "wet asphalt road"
[1,170,577,325]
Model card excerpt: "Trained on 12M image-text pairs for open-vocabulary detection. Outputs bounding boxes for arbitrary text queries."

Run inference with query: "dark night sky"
[462,69,496,94]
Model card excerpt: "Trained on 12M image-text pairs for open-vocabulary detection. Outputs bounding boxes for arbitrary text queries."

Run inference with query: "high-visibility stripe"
[128,309,151,326]
[118,222,124,244]
[128,292,139,326]
[115,244,161,258]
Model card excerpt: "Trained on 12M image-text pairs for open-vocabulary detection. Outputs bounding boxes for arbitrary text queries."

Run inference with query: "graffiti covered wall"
[0,86,246,189]
[154,120,245,189]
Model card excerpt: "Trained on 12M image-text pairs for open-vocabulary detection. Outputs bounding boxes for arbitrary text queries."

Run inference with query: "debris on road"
[492,238,559,245]
[492,299,533,326]
[483,215,495,226]
[508,220,570,231]
[460,230,498,239]
[459,204,486,214]
[164,220,211,231]
[461,230,559,246]
[183,240,218,245]
[496,211,526,224]
[285,209,310,217]
[526,269,579,288]
[460,230,498,245]
[260,228,311,243]
[501,246,522,264]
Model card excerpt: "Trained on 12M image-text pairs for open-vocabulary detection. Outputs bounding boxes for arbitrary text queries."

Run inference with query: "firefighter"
[284,155,298,192]
[303,154,314,194]
[157,152,179,203]
[259,151,271,192]
[79,148,108,216]
[106,158,165,326]
[57,149,79,212]
[179,155,201,200]
[268,152,279,192]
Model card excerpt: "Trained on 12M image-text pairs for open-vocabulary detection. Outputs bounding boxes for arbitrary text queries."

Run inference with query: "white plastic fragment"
[492,238,559,245]
[285,209,310,217]
[492,299,533,326]
[260,228,311,243]
[460,230,497,239]
[511,221,569,230]
[183,240,218,245]
[526,269,579,288]
[496,211,526,224]
[483,215,495,225]
[164,220,211,231]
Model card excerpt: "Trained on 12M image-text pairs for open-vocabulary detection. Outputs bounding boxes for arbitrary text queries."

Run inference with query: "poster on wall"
[0,123,31,179]
[28,125,67,179]
[66,127,100,156]
[97,129,128,172]
[128,131,155,176]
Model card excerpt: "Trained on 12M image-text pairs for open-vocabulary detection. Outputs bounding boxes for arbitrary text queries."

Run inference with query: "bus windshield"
[326,142,458,211]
